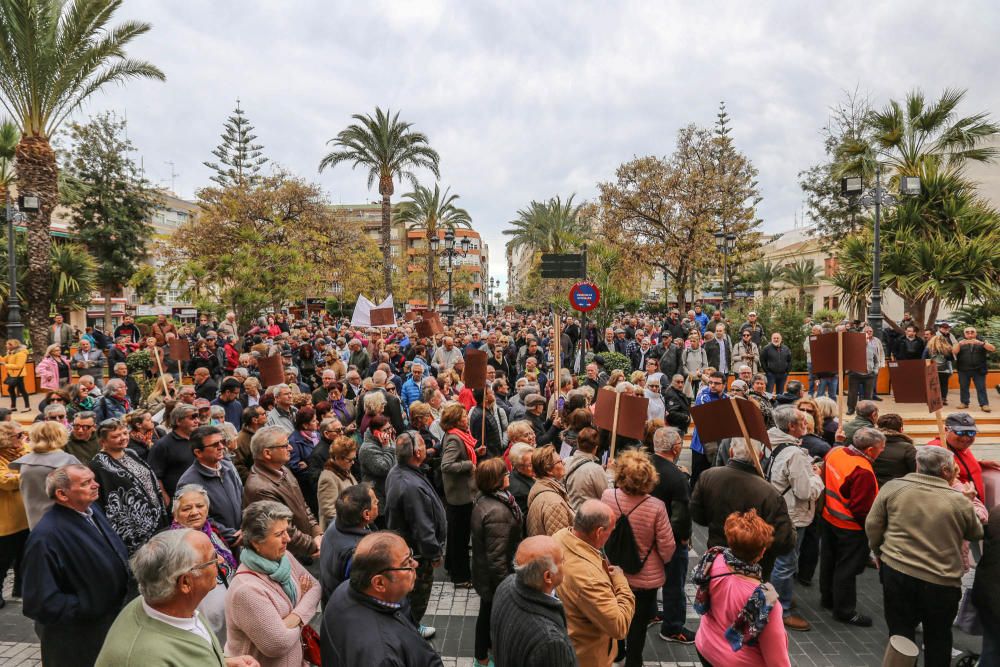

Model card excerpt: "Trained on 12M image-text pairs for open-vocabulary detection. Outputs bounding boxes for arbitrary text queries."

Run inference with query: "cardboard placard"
[504,306,515,314]
[463,350,489,390]
[404,311,418,322]
[370,307,395,327]
[887,360,943,413]
[690,397,771,448]
[414,311,445,338]
[258,354,285,388]
[168,338,191,362]
[809,332,868,374]
[592,389,648,441]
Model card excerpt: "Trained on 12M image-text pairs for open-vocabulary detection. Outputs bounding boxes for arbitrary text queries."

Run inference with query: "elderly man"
[65,410,100,462]
[525,393,561,446]
[321,532,444,667]
[385,431,446,636]
[649,427,694,644]
[71,338,105,386]
[94,378,131,421]
[89,419,169,555]
[177,425,244,545]
[820,427,885,627]
[399,364,423,413]
[765,406,824,631]
[843,399,879,444]
[234,406,268,482]
[866,446,983,666]
[22,464,130,666]
[564,427,608,510]
[554,499,635,667]
[347,338,371,376]
[265,383,297,432]
[953,324,996,411]
[96,529,258,667]
[690,437,795,577]
[929,412,998,503]
[312,369,339,404]
[192,367,218,401]
[491,535,577,667]
[320,483,378,605]
[243,425,321,560]
[150,404,201,499]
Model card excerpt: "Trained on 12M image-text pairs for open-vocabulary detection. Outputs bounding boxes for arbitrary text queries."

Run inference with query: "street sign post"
[569,281,600,312]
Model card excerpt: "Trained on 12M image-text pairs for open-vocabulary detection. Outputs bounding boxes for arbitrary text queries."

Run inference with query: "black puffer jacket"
[470,492,523,602]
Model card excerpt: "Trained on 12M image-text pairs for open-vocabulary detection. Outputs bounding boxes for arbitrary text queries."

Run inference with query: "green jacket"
[843,415,874,446]
[95,597,225,667]
[866,472,984,588]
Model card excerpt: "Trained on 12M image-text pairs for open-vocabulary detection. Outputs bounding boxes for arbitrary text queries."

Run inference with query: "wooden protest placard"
[463,350,489,390]
[414,311,445,338]
[370,307,395,327]
[168,338,191,362]
[810,331,868,426]
[593,388,649,458]
[690,397,770,476]
[504,306,515,314]
[258,354,285,388]
[404,311,418,322]
[888,359,945,440]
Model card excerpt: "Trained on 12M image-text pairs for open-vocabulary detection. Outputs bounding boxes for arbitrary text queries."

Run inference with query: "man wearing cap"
[739,312,764,347]
[952,325,995,411]
[525,393,560,446]
[928,413,1000,503]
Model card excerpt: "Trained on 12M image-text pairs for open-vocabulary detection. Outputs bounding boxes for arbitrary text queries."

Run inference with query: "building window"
[824,257,838,277]
[824,296,840,310]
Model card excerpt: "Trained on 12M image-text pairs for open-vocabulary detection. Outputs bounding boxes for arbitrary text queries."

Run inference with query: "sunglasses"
[953,430,976,438]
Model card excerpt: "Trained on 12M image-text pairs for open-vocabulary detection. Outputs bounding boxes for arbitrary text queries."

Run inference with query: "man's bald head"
[513,535,563,593]
[573,499,616,549]
[349,532,409,597]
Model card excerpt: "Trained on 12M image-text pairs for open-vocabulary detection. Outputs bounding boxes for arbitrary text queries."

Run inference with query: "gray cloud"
[78,1,1000,288]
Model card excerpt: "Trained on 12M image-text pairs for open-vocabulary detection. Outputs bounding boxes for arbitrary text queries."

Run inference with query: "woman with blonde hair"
[36,344,70,392]
[0,421,29,605]
[794,397,831,458]
[9,421,79,529]
[0,339,31,412]
[602,450,676,666]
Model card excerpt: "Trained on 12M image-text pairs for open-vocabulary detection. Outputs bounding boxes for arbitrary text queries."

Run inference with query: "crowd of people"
[0,305,997,667]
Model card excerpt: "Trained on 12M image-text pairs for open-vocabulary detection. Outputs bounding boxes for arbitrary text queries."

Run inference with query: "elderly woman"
[682,334,709,397]
[357,414,394,527]
[693,509,790,667]
[526,444,573,537]
[242,377,262,408]
[226,500,320,667]
[470,457,523,667]
[602,450,676,667]
[324,381,353,424]
[288,407,320,515]
[316,436,358,531]
[441,401,484,587]
[359,390,386,436]
[36,344,70,392]
[0,422,29,606]
[0,339,31,412]
[10,421,80,529]
[170,483,237,640]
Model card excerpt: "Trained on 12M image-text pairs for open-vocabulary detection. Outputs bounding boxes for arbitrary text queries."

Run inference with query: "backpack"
[763,441,795,496]
[604,491,654,575]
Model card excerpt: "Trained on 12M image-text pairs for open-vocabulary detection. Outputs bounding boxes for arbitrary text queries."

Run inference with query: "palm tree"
[503,195,587,255]
[0,117,16,202]
[780,260,822,309]
[318,107,440,297]
[396,183,471,307]
[742,260,782,298]
[0,0,164,358]
[838,88,999,180]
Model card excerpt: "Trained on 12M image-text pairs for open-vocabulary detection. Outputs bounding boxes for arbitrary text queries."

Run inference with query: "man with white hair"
[71,338,105,387]
[367,369,405,433]
[265,383,297,432]
[866,446,984,665]
[96,529,258,666]
[765,406,824,631]
[431,336,462,373]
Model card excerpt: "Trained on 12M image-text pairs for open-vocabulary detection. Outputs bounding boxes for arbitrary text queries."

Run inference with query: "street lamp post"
[841,164,921,338]
[440,229,470,326]
[487,277,497,317]
[4,192,39,343]
[714,231,737,311]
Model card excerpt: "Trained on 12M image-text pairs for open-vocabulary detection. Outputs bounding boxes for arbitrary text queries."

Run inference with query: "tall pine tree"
[204,100,269,188]
[62,112,155,329]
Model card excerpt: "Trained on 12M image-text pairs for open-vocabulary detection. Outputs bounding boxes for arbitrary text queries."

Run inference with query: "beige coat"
[553,527,635,667]
[526,476,573,537]
[316,469,357,531]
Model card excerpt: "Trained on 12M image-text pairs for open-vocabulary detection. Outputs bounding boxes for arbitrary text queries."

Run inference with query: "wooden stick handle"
[837,330,845,426]
[731,397,764,477]
[609,392,621,461]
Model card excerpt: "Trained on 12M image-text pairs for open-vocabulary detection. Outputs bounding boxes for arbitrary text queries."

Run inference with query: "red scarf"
[448,427,478,466]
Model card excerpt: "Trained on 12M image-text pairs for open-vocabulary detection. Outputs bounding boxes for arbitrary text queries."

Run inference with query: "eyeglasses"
[75,423,96,430]
[339,455,357,463]
[265,443,292,450]
[186,558,219,575]
[45,414,67,421]
[376,551,418,575]
[48,397,65,403]
[953,430,976,438]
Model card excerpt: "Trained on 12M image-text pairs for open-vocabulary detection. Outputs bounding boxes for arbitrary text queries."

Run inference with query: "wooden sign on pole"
[810,331,867,428]
[690,396,771,478]
[730,398,764,477]
[594,388,649,460]
[609,392,622,460]
[552,308,561,403]
[887,358,945,441]
[837,331,845,428]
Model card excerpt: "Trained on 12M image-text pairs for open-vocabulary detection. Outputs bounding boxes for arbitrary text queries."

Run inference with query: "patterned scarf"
[171,519,237,572]
[492,489,522,525]
[692,546,776,651]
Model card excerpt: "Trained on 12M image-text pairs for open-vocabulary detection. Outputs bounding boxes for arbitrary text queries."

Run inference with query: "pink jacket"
[35,356,62,391]
[601,488,676,590]
[951,479,989,571]
[695,554,790,667]
[225,555,321,667]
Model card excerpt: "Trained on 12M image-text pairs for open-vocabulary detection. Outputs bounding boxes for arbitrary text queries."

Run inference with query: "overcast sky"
[81,1,1000,286]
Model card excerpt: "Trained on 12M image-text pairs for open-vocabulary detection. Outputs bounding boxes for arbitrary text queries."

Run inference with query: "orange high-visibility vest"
[822,446,878,531]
